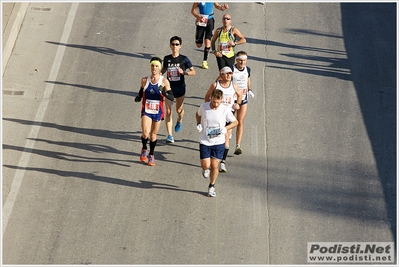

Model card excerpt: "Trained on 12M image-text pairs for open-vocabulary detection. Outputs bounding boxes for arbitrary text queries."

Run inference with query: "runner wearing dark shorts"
[211,14,246,70]
[134,57,174,166]
[191,2,228,69]
[162,36,195,144]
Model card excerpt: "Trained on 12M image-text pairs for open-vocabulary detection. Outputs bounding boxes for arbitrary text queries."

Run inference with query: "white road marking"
[2,3,79,235]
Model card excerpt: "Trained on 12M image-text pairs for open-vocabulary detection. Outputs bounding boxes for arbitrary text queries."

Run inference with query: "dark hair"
[212,89,223,100]
[150,57,162,64]
[236,51,247,57]
[170,36,182,45]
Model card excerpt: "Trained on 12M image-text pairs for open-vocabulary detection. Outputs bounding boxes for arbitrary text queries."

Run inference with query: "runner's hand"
[221,127,227,135]
[248,90,255,98]
[197,124,203,132]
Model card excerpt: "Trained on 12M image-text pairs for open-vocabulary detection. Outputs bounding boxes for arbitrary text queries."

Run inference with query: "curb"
[2,2,29,76]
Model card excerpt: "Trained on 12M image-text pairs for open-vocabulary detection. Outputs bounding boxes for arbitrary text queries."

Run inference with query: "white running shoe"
[202,169,210,179]
[219,162,227,173]
[208,186,216,197]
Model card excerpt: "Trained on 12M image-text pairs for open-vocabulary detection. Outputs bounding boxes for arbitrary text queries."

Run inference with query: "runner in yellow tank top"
[218,29,235,58]
[211,14,246,70]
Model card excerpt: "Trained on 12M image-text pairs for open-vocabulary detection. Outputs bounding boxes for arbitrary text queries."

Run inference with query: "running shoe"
[148,155,155,166]
[202,61,209,69]
[208,186,216,197]
[219,161,227,173]
[234,145,242,155]
[202,169,210,179]
[140,149,147,162]
[175,121,182,132]
[166,135,174,143]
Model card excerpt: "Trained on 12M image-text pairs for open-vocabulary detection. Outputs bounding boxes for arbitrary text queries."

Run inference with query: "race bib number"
[145,100,160,114]
[222,95,233,106]
[240,88,247,95]
[196,14,209,27]
[167,67,180,82]
[206,126,221,139]
[219,42,231,55]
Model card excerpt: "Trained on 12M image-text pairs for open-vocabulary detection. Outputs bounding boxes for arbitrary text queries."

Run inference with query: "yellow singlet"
[217,28,235,58]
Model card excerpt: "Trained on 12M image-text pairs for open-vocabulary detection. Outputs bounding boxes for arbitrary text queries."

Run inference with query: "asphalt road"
[2,2,396,265]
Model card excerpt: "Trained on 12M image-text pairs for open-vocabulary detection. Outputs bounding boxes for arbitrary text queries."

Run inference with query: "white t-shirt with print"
[197,102,237,146]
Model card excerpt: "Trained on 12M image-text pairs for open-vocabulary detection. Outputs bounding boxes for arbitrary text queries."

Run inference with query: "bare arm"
[141,77,147,88]
[233,27,246,45]
[191,2,201,20]
[204,82,217,102]
[211,28,223,57]
[211,28,220,50]
[161,78,174,101]
[233,83,242,110]
[184,66,196,76]
[226,119,238,131]
[162,78,171,92]
[214,2,229,11]
[196,112,201,125]
[248,76,252,91]
[135,77,147,102]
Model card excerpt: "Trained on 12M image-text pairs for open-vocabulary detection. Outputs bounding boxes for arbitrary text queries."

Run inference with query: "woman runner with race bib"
[134,57,174,166]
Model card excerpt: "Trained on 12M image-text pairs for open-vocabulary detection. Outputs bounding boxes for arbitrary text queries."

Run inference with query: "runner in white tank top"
[231,51,254,155]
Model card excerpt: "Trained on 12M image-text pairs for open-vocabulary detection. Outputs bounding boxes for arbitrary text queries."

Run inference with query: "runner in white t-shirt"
[196,89,238,197]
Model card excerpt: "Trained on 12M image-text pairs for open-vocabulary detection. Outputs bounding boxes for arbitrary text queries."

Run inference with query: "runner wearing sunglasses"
[162,36,196,144]
[211,14,246,70]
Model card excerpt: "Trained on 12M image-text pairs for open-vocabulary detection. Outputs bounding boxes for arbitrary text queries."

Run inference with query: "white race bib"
[196,14,209,27]
[145,99,160,114]
[167,67,181,82]
[222,95,233,107]
[219,42,231,55]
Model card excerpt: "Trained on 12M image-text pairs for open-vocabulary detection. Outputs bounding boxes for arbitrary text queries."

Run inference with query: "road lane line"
[2,3,79,235]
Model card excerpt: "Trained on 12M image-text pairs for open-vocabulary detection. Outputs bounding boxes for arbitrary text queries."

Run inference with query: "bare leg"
[175,96,185,124]
[235,104,248,145]
[201,158,210,171]
[209,157,221,185]
[164,98,173,137]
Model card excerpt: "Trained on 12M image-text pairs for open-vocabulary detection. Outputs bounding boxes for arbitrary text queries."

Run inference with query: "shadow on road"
[341,3,397,243]
[3,164,208,197]
[3,117,139,141]
[248,4,396,242]
[45,41,154,60]
[3,144,134,167]
[45,80,136,98]
[246,37,351,81]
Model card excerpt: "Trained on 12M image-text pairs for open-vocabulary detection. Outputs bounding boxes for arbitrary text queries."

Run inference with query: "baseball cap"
[220,66,233,74]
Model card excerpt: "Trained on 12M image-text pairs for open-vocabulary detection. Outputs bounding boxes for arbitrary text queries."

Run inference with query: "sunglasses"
[223,17,231,20]
[171,43,180,46]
